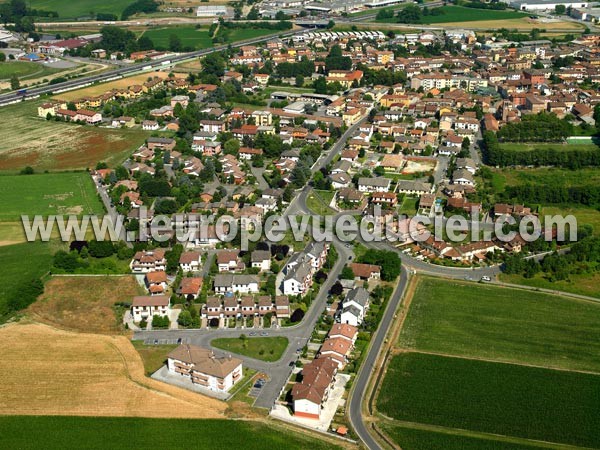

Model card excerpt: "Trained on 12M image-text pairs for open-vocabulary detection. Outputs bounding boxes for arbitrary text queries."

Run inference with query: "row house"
[213,274,260,294]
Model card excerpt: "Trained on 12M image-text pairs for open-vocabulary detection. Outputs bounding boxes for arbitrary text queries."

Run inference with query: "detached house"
[130,249,167,273]
[250,250,271,272]
[179,251,202,272]
[167,344,242,393]
[339,287,370,326]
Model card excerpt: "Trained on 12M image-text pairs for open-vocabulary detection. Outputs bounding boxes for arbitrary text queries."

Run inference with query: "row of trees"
[503,236,600,282]
[497,112,574,143]
[482,131,600,169]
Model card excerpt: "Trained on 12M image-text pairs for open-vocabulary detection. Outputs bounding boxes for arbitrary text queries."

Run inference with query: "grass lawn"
[379,423,541,450]
[0,100,149,172]
[542,204,600,235]
[378,352,600,449]
[398,277,600,372]
[306,190,335,215]
[0,241,56,320]
[132,341,179,375]
[227,28,281,42]
[497,167,600,188]
[0,172,104,221]
[499,271,600,299]
[0,416,340,449]
[399,196,419,215]
[0,61,63,81]
[25,0,129,20]
[141,26,213,50]
[211,336,288,362]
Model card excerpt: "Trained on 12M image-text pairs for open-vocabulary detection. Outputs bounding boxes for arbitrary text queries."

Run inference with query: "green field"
[20,0,129,20]
[398,277,600,372]
[211,336,289,362]
[0,241,55,319]
[0,416,340,450]
[306,189,335,216]
[0,61,63,81]
[376,5,526,23]
[141,26,213,51]
[497,167,600,187]
[499,142,600,152]
[0,173,104,222]
[377,352,600,449]
[499,271,600,299]
[227,28,281,42]
[399,196,418,215]
[379,423,542,450]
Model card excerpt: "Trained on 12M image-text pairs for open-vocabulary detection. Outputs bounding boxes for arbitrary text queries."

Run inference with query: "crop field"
[0,416,341,450]
[0,101,148,172]
[23,0,129,20]
[140,26,213,50]
[0,322,227,417]
[29,275,145,334]
[211,336,289,362]
[132,341,179,375]
[0,241,56,319]
[397,277,600,372]
[379,423,540,450]
[377,352,600,449]
[420,6,526,23]
[0,172,104,221]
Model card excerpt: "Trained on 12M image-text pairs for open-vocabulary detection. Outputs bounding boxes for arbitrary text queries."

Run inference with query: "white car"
[481,276,491,282]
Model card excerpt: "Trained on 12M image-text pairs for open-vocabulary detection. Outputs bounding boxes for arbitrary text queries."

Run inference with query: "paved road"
[92,174,131,247]
[348,266,410,450]
[0,29,304,107]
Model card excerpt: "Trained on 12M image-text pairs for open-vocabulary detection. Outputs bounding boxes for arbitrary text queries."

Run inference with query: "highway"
[0,28,303,107]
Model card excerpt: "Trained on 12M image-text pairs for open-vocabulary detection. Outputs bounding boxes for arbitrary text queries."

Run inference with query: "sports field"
[0,101,148,172]
[0,415,341,450]
[377,352,600,449]
[0,172,104,221]
[141,26,213,50]
[211,336,289,362]
[397,277,600,372]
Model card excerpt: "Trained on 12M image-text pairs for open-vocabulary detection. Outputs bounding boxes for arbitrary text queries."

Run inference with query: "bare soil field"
[0,322,227,418]
[439,18,584,31]
[0,101,148,172]
[29,275,145,334]
[402,160,436,174]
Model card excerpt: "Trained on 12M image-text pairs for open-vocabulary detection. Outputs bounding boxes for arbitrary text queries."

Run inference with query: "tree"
[554,4,566,14]
[137,35,154,51]
[0,52,5,62]
[10,75,19,90]
[397,5,422,23]
[295,74,304,87]
[66,101,77,111]
[169,34,182,52]
[340,266,355,280]
[224,138,240,155]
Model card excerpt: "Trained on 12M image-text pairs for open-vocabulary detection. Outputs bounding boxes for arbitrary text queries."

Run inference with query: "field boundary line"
[393,348,600,377]
[378,419,594,450]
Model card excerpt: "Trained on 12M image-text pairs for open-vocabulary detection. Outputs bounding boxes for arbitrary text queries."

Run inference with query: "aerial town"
[0,0,599,448]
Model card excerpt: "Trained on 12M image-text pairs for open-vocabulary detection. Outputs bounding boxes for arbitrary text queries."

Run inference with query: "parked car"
[481,276,491,282]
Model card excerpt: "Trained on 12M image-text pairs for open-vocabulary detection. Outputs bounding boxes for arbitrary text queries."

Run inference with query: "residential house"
[131,295,170,322]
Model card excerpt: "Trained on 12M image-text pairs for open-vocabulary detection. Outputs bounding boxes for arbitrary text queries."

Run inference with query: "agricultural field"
[379,423,540,450]
[211,336,289,362]
[0,172,104,222]
[22,0,130,20]
[29,275,145,334]
[0,322,227,417]
[397,277,600,372]
[420,6,527,23]
[0,416,341,450]
[0,241,56,319]
[140,26,213,50]
[0,101,149,172]
[377,352,600,449]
